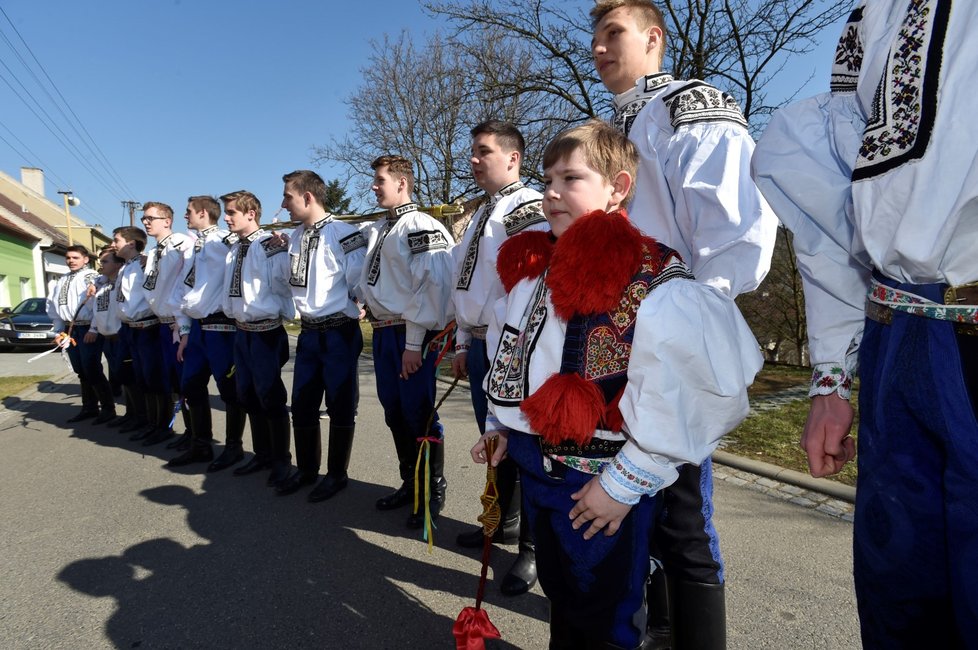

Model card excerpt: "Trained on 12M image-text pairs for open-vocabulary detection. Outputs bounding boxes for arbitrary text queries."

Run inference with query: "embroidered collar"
[614,73,674,108]
[197,226,219,237]
[156,233,173,248]
[240,229,263,243]
[388,202,418,220]
[311,215,334,231]
[494,181,524,199]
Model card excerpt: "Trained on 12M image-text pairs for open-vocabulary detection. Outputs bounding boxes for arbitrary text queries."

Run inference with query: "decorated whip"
[32,292,93,365]
[452,434,502,650]
[413,320,460,550]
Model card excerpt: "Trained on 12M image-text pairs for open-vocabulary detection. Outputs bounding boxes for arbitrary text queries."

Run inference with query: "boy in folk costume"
[361,155,455,529]
[452,120,548,595]
[87,248,126,425]
[277,170,366,502]
[112,226,153,436]
[591,1,777,644]
[473,121,761,649]
[169,195,244,469]
[47,245,114,423]
[221,190,295,488]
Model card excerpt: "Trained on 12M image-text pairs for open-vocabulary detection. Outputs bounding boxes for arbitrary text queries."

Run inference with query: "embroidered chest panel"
[853,0,949,181]
[487,276,550,406]
[366,222,394,287]
[831,8,865,94]
[142,248,161,291]
[289,232,320,288]
[228,243,251,298]
[455,200,493,291]
[96,286,112,312]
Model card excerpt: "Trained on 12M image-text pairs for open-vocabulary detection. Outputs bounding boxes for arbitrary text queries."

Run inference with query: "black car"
[0,297,57,349]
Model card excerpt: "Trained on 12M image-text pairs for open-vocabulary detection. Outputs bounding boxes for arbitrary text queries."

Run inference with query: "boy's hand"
[452,350,468,379]
[400,349,422,379]
[85,285,97,298]
[801,394,856,477]
[83,331,97,344]
[569,477,632,540]
[471,430,508,466]
[176,334,189,363]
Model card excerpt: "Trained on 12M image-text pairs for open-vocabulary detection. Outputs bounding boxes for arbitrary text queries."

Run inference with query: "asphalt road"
[0,348,860,649]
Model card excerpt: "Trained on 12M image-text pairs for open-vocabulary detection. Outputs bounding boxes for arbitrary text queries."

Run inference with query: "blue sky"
[0,0,847,232]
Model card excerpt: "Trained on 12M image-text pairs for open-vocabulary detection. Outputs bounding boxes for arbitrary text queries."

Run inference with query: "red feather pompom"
[497,230,554,292]
[521,372,605,445]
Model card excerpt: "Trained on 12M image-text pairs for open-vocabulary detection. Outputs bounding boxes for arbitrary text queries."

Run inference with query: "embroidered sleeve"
[340,231,367,255]
[502,200,546,237]
[261,237,288,257]
[407,229,450,254]
[662,81,748,130]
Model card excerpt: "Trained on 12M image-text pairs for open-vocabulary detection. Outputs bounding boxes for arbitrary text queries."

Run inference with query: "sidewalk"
[0,353,859,649]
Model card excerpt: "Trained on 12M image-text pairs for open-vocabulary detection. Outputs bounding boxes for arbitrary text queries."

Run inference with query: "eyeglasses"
[141,216,168,222]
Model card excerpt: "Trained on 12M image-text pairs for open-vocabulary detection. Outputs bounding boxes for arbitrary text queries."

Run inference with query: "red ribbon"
[453,606,501,650]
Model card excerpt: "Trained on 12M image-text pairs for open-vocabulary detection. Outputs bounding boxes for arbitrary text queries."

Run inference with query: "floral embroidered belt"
[868,278,978,336]
[200,312,235,332]
[158,316,176,325]
[235,318,282,333]
[539,434,626,477]
[369,317,405,329]
[123,316,160,329]
[469,325,488,340]
[73,320,91,327]
[300,313,357,330]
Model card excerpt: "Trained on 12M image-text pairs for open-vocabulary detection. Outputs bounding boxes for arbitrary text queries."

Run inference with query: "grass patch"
[725,385,860,487]
[0,375,51,400]
[748,363,811,398]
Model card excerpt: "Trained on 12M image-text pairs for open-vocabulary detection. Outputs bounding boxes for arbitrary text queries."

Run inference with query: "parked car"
[0,297,57,349]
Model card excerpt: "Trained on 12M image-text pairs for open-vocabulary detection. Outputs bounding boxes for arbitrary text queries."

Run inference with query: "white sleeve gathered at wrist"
[599,444,677,505]
[404,322,426,351]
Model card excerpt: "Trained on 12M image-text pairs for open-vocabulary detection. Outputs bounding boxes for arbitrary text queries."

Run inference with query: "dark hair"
[65,244,90,258]
[187,195,222,223]
[112,226,147,252]
[470,120,526,157]
[283,170,329,208]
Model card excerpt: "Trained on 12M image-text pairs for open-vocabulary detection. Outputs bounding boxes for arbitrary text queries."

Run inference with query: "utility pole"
[121,200,140,227]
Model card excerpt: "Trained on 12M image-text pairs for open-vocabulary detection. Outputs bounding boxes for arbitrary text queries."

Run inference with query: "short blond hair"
[141,201,173,221]
[542,120,638,206]
[591,0,667,66]
[220,190,262,221]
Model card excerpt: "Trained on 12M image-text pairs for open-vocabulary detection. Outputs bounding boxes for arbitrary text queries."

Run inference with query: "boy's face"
[592,6,660,94]
[141,206,171,239]
[224,200,256,235]
[470,133,518,194]
[64,251,89,272]
[111,233,137,259]
[281,182,312,222]
[98,254,121,278]
[542,148,624,238]
[371,166,404,209]
[184,203,211,232]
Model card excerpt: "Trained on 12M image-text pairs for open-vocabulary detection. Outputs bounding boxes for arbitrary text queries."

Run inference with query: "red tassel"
[602,387,625,433]
[497,230,554,292]
[453,607,502,650]
[521,373,605,445]
[548,209,645,320]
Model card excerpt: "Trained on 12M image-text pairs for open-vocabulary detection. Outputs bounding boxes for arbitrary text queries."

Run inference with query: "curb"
[0,367,75,419]
[712,450,855,504]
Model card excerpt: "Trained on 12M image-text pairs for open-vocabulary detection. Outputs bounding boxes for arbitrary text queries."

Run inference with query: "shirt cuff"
[455,327,472,348]
[405,322,426,351]
[809,362,854,400]
[485,413,505,433]
[599,444,674,506]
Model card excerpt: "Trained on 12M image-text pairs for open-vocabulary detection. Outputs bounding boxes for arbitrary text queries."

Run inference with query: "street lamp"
[57,190,81,245]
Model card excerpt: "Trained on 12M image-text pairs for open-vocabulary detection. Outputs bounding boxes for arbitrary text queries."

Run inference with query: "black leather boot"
[266,414,293,487]
[376,430,418,510]
[166,402,214,468]
[309,423,355,502]
[407,439,446,529]
[501,495,537,596]
[129,392,159,441]
[669,579,725,650]
[67,381,99,422]
[142,393,175,446]
[91,380,117,425]
[119,386,148,432]
[209,403,246,472]
[644,568,672,650]
[234,411,273,476]
[277,423,321,496]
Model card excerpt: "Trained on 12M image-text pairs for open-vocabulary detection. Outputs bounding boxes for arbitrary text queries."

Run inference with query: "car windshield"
[11,299,46,315]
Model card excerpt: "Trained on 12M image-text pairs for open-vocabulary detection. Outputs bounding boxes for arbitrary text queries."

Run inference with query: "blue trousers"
[65,324,107,387]
[124,324,164,393]
[291,321,362,427]
[466,337,489,434]
[507,431,659,649]
[855,278,978,648]
[233,326,289,419]
[372,325,442,481]
[181,320,236,408]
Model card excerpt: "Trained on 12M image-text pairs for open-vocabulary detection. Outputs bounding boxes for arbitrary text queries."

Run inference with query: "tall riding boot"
[143,393,176,446]
[91,379,117,425]
[119,386,148,433]
[266,414,293,487]
[129,392,159,441]
[67,380,99,422]
[456,455,520,547]
[308,423,354,502]
[167,402,215,467]
[407,438,446,529]
[276,423,321,495]
[233,411,273,476]
[501,491,537,596]
[209,403,246,472]
[166,397,194,450]
[645,568,672,650]
[376,430,417,510]
[107,385,134,428]
[669,579,725,650]
[549,611,581,650]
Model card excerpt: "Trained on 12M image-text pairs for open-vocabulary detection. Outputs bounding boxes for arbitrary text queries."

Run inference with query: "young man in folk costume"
[86,247,126,425]
[168,195,245,469]
[47,245,114,424]
[277,170,366,502]
[140,201,194,448]
[452,120,548,595]
[361,154,456,529]
[473,120,761,649]
[591,1,778,645]
[112,226,153,436]
[221,190,295,488]
[753,2,978,645]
